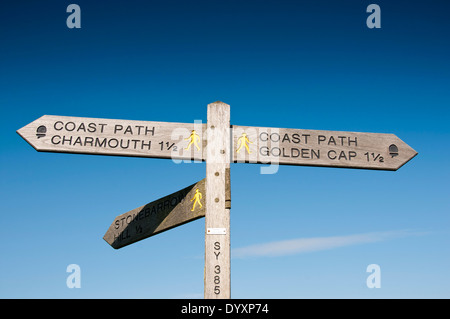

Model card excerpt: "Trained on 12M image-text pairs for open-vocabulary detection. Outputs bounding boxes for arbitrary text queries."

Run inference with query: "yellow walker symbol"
[236,133,253,154]
[190,188,203,211]
[185,130,201,151]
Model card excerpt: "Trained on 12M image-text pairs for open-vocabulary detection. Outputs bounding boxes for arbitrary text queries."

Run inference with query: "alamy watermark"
[366,4,381,29]
[66,4,81,29]
[366,264,381,288]
[66,264,81,288]
[170,121,280,175]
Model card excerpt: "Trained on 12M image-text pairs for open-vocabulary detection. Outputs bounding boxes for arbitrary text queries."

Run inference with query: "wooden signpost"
[17,101,417,299]
[204,102,231,299]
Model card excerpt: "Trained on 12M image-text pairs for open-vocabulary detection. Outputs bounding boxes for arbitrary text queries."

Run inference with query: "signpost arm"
[204,101,231,299]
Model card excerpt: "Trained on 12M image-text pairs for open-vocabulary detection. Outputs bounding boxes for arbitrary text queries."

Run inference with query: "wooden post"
[204,101,231,299]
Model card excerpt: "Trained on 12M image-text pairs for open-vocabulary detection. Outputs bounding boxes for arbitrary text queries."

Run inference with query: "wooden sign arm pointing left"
[17,115,206,161]
[103,179,206,249]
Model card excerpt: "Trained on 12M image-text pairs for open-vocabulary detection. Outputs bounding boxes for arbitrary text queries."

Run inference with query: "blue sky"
[1,0,449,298]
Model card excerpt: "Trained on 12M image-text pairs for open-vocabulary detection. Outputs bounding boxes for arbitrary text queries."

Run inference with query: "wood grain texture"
[103,179,206,249]
[17,115,417,170]
[232,125,417,170]
[17,115,206,161]
[204,101,231,299]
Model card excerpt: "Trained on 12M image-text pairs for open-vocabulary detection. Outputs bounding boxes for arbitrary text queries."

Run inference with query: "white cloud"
[232,230,424,259]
